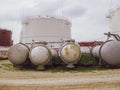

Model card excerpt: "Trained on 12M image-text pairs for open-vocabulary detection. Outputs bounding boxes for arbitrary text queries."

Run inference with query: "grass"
[0,60,15,71]
[0,54,119,72]
[78,53,98,65]
[45,65,110,73]
[52,53,99,66]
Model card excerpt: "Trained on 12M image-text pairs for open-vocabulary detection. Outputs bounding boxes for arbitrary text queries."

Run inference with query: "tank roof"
[22,16,71,25]
[0,28,11,32]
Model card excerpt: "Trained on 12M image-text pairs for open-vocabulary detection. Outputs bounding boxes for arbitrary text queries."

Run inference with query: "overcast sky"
[0,0,120,43]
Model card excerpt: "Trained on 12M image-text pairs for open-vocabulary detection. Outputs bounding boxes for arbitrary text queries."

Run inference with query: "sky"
[0,0,120,43]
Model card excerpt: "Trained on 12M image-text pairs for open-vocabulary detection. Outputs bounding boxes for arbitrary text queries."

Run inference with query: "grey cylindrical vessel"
[48,48,58,65]
[91,40,120,65]
[100,40,120,65]
[49,48,58,57]
[8,43,29,65]
[29,45,51,70]
[91,45,100,58]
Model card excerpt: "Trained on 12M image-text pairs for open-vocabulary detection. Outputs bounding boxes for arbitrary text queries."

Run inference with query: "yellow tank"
[59,41,81,68]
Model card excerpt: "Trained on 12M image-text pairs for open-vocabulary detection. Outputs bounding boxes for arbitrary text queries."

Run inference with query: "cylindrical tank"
[90,45,100,58]
[49,48,58,57]
[100,40,120,65]
[29,45,51,70]
[59,41,81,68]
[91,40,120,66]
[0,29,13,46]
[108,8,120,36]
[47,48,58,65]
[21,16,71,43]
[8,43,29,65]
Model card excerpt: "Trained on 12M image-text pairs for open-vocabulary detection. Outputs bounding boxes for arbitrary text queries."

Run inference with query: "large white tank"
[108,8,120,36]
[21,16,71,44]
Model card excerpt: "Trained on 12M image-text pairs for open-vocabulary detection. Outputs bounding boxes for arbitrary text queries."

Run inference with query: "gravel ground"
[0,60,120,90]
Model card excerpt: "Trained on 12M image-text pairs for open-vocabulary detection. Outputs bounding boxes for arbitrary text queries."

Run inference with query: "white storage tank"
[21,16,71,44]
[108,8,120,36]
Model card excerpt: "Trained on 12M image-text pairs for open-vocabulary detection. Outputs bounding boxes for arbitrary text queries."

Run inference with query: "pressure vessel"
[100,40,120,65]
[29,45,51,70]
[90,45,100,58]
[91,40,120,66]
[8,43,29,65]
[49,48,58,57]
[59,42,81,68]
[47,48,58,65]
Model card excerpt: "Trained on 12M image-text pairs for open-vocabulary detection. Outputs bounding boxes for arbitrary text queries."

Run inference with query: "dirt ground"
[0,60,120,90]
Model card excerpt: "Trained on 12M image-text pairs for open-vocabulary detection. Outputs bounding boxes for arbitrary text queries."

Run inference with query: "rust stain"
[74,54,77,59]
[70,45,76,49]
[65,47,69,56]
[63,45,81,61]
[70,45,80,60]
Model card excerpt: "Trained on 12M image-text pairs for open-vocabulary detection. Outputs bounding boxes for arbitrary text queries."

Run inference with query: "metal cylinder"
[49,48,58,57]
[90,45,100,58]
[91,40,120,66]
[21,17,71,43]
[29,45,51,70]
[100,40,120,65]
[8,43,29,65]
[47,48,58,65]
[59,42,81,68]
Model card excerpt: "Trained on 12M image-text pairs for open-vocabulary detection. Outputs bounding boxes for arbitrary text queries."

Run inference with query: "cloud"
[0,0,115,43]
[0,0,25,22]
[23,0,87,18]
[23,0,64,17]
[63,6,87,18]
[111,0,120,9]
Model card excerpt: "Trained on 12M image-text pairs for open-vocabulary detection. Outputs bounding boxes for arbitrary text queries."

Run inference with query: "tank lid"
[22,15,71,25]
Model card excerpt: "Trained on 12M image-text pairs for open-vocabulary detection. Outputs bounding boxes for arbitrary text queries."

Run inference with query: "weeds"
[0,54,119,72]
